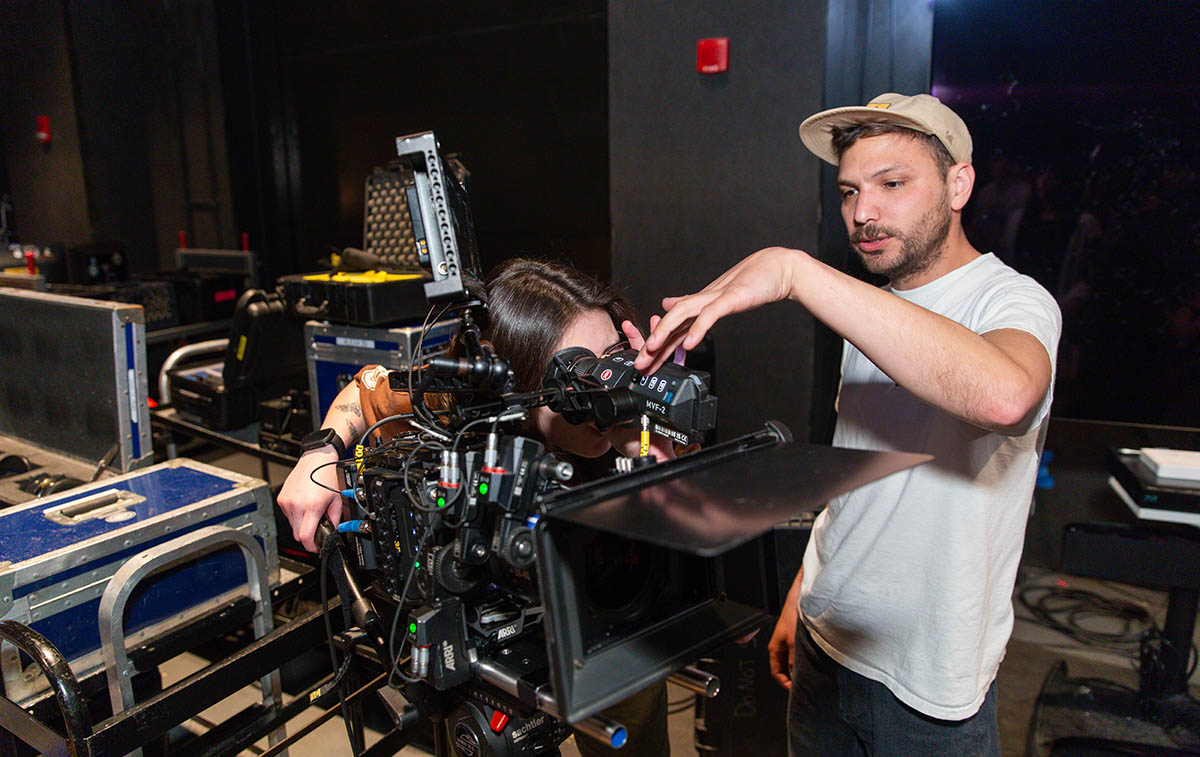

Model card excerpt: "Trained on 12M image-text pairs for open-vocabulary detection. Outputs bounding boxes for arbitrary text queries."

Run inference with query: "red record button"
[489,710,509,732]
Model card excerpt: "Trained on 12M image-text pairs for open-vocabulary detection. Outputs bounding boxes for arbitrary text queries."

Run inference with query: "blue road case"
[0,458,278,704]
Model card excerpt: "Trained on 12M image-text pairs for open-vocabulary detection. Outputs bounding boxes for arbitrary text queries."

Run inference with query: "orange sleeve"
[353,365,415,444]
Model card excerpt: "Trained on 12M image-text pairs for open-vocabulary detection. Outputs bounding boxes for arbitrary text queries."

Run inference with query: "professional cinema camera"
[313,132,928,756]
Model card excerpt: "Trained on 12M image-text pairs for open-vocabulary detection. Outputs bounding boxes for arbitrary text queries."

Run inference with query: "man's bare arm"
[637,247,1052,433]
[790,250,1051,431]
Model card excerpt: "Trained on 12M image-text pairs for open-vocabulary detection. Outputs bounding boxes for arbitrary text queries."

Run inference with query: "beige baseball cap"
[798,92,972,166]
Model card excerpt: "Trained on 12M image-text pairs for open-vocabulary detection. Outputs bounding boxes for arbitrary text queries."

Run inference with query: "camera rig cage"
[313,131,930,756]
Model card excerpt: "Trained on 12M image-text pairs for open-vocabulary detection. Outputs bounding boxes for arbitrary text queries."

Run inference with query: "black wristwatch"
[300,428,346,458]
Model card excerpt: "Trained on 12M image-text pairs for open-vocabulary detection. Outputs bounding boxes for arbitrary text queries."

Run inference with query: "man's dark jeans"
[788,621,1000,756]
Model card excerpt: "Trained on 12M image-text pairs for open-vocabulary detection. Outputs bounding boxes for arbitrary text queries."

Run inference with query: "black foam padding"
[112,281,178,331]
[362,157,473,274]
[363,166,420,269]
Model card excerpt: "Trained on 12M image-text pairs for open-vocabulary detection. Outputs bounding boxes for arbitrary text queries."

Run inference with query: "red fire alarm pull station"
[697,38,729,74]
[35,115,51,144]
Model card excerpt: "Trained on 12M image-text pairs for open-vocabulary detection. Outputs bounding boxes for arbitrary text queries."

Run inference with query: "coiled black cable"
[1017,584,1154,651]
[1017,577,1198,698]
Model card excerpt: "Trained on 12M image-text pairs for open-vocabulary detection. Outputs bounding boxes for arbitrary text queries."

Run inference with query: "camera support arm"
[476,659,628,749]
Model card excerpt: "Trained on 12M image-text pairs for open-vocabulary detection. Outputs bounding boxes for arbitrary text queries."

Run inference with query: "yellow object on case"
[301,270,423,284]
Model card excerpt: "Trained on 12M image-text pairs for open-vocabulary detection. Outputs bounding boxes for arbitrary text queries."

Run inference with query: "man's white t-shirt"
[799,252,1062,720]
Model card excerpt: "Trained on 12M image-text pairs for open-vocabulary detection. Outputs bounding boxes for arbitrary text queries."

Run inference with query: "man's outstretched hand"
[620,314,660,354]
[634,247,804,374]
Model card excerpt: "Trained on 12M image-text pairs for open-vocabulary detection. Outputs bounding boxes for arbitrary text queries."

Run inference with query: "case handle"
[43,490,143,526]
[292,297,328,318]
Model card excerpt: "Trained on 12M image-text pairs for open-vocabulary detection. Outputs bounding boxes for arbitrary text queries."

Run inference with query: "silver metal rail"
[667,665,721,698]
[97,525,286,756]
[477,659,628,749]
[157,338,229,405]
[157,338,228,458]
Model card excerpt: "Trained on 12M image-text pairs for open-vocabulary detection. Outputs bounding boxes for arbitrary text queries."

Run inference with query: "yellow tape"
[301,270,423,284]
[236,335,247,361]
[355,443,365,474]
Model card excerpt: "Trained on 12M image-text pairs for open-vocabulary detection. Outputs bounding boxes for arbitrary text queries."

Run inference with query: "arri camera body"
[318,131,929,756]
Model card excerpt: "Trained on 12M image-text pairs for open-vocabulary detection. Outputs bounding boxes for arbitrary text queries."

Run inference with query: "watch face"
[303,429,336,449]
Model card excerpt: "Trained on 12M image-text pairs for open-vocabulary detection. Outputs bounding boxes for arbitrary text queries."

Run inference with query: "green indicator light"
[414,560,420,569]
[479,482,489,495]
[408,622,417,634]
[437,496,446,507]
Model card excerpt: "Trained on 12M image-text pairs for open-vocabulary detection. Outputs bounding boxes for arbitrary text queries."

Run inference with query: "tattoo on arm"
[333,401,365,437]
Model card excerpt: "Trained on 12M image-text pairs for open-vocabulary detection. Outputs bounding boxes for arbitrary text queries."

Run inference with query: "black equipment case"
[279,270,431,327]
[167,290,304,430]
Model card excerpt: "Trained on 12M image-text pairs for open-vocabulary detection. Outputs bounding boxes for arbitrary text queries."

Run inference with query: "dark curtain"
[810,0,934,443]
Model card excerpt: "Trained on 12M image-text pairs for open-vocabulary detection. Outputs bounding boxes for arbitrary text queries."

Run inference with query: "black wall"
[609,2,826,442]
[0,0,235,272]
[220,0,611,283]
[0,1,92,247]
[65,1,235,272]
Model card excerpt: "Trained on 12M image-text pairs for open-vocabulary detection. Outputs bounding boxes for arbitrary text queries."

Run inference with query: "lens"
[583,533,657,613]
[589,388,641,430]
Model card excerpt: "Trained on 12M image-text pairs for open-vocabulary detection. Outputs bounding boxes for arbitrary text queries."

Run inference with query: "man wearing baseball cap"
[636,94,1061,753]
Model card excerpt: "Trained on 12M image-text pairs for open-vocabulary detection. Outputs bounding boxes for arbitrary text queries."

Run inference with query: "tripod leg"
[432,715,450,757]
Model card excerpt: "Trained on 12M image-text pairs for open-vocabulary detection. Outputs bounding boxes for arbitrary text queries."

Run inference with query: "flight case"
[279,270,430,327]
[0,458,278,704]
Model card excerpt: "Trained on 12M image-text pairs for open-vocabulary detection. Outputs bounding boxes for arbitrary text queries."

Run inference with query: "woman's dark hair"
[481,258,638,392]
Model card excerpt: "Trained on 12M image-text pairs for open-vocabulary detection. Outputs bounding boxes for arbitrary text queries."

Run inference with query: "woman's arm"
[277,382,364,552]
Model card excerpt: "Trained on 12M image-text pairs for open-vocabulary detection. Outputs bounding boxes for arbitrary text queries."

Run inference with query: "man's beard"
[850,193,952,284]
